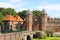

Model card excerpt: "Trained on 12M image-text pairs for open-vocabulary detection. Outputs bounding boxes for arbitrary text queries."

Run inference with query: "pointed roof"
[26,9,32,14]
[41,9,47,14]
[15,15,23,22]
[3,15,16,21]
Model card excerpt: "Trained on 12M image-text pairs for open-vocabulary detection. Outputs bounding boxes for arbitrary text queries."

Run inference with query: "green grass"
[33,37,60,40]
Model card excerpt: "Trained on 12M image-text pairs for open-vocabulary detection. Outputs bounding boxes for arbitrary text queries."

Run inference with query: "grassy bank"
[33,37,60,40]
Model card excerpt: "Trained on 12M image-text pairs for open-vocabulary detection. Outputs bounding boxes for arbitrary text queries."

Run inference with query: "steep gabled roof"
[3,15,16,21]
[3,15,23,22]
[15,15,23,22]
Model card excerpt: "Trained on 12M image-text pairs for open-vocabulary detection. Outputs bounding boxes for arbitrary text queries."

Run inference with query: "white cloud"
[17,8,28,12]
[38,2,60,18]
[38,2,60,11]
[17,6,35,12]
[15,2,29,8]
[9,0,22,2]
[0,2,29,9]
[0,2,14,8]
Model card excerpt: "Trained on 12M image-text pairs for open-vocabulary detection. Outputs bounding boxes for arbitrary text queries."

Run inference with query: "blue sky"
[0,0,60,18]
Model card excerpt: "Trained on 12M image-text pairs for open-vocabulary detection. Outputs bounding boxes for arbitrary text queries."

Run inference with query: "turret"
[26,10,33,31]
[39,9,48,31]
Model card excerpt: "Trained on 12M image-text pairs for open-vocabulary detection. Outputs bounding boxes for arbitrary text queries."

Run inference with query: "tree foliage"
[0,8,5,13]
[18,10,41,19]
[0,13,3,25]
[2,8,16,16]
[32,10,40,18]
[17,10,27,19]
[0,8,17,25]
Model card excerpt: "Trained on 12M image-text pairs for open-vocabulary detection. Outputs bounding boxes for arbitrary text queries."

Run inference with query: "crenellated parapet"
[48,18,60,21]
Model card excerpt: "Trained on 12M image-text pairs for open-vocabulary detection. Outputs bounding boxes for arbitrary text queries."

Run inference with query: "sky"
[0,0,60,18]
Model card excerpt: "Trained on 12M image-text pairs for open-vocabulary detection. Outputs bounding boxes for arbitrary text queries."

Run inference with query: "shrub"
[41,31,47,39]
[46,30,53,37]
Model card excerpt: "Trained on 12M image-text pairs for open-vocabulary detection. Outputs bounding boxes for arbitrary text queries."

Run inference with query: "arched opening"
[27,35,31,40]
[33,34,37,38]
[33,32,41,38]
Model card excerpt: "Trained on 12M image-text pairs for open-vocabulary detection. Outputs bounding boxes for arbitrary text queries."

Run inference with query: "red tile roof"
[3,15,16,21]
[3,15,23,21]
[15,15,23,22]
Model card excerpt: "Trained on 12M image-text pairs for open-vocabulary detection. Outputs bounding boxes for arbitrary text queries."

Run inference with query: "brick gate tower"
[39,9,48,31]
[26,10,33,31]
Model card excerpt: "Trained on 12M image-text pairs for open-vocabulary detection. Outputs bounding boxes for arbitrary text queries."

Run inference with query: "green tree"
[2,8,16,16]
[0,8,5,13]
[0,13,3,25]
[18,10,27,19]
[32,10,41,18]
[18,10,41,19]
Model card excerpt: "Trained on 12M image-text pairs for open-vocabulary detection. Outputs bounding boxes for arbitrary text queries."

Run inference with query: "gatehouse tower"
[26,10,33,31]
[39,9,48,31]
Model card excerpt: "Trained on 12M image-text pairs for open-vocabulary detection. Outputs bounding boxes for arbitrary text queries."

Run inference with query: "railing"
[0,31,41,40]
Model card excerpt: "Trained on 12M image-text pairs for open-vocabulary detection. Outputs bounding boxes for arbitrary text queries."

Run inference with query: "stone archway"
[27,35,31,40]
[33,32,41,38]
[33,34,37,38]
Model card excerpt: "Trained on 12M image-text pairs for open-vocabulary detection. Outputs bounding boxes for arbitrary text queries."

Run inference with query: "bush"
[46,30,53,37]
[41,31,47,39]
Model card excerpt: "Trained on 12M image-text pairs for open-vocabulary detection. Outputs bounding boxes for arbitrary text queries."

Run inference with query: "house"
[2,14,23,32]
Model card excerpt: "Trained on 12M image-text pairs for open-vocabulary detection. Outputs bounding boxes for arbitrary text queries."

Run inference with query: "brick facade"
[26,10,33,31]
[33,9,60,32]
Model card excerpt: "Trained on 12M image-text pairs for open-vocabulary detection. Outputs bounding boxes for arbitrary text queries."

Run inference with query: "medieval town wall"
[48,17,60,21]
